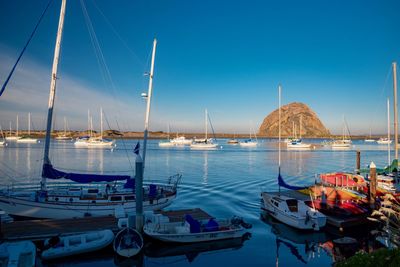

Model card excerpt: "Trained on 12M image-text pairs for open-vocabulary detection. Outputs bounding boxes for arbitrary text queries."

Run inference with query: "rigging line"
[370,65,393,129]
[90,0,144,66]
[114,119,134,173]
[207,112,217,140]
[0,0,54,97]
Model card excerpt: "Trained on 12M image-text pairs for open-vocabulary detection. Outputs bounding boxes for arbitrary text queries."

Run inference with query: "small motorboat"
[113,228,143,258]
[0,241,36,267]
[41,229,114,260]
[143,213,251,243]
[227,138,239,144]
[261,192,327,231]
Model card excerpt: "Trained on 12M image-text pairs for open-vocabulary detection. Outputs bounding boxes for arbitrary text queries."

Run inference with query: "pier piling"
[356,150,361,174]
[369,162,377,209]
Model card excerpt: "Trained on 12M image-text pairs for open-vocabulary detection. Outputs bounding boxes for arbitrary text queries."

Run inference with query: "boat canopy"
[42,163,130,183]
[278,173,307,191]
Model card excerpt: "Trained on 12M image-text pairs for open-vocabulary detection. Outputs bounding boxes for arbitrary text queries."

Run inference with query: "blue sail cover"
[42,163,130,183]
[278,173,307,191]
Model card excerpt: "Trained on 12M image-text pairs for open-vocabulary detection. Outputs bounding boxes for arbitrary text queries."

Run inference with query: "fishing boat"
[16,113,38,143]
[5,116,22,141]
[113,227,143,258]
[0,241,36,267]
[41,229,114,260]
[261,86,326,231]
[190,109,218,149]
[143,212,251,243]
[55,117,72,141]
[0,3,180,219]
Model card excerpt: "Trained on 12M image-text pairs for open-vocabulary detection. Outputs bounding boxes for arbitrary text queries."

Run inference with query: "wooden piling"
[356,150,361,174]
[369,162,377,209]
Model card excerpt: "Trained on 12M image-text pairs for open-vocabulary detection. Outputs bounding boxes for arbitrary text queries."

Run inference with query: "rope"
[0,0,53,96]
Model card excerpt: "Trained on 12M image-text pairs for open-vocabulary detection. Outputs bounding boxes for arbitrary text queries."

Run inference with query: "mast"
[388,98,391,165]
[42,0,67,190]
[393,62,398,160]
[63,116,66,136]
[9,121,11,136]
[28,112,31,136]
[205,109,208,140]
[142,38,157,169]
[100,107,103,139]
[87,109,90,136]
[16,115,19,137]
[278,85,281,194]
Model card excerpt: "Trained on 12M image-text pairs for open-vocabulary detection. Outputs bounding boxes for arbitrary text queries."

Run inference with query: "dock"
[263,190,369,229]
[1,208,212,242]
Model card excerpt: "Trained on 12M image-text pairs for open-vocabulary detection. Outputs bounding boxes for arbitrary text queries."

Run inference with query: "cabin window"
[286,199,298,212]
[125,196,135,201]
[88,189,99,194]
[110,196,122,202]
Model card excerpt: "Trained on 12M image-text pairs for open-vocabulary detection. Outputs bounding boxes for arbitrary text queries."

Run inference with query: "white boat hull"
[5,136,21,141]
[16,138,38,143]
[42,230,114,260]
[0,193,176,219]
[239,142,258,147]
[159,141,175,147]
[190,143,218,149]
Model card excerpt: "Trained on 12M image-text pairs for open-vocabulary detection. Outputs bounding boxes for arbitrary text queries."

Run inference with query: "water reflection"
[203,152,208,185]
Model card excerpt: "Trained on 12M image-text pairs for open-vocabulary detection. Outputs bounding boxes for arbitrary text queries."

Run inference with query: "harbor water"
[0,138,391,266]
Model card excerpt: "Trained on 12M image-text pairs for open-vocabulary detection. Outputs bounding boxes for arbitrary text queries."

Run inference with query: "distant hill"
[258,102,330,137]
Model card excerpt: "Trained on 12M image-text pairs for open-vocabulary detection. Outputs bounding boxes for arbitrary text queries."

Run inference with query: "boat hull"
[0,194,176,219]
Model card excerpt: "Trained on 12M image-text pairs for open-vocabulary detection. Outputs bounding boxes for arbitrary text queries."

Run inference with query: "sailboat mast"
[278,85,281,194]
[28,112,31,136]
[388,98,391,165]
[42,0,67,187]
[205,109,208,140]
[16,115,19,137]
[142,38,157,169]
[63,116,66,135]
[393,62,398,159]
[100,107,103,139]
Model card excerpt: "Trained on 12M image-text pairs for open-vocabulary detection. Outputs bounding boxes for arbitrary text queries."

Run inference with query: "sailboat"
[331,116,351,149]
[5,115,22,141]
[0,1,180,219]
[287,116,311,149]
[377,99,392,145]
[190,109,218,149]
[86,108,116,148]
[227,132,239,144]
[159,125,175,147]
[239,126,258,147]
[16,113,38,143]
[364,127,375,142]
[55,116,72,141]
[74,110,92,147]
[261,85,326,231]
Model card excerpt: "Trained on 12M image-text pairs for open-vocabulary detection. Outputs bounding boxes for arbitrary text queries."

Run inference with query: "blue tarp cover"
[204,218,219,232]
[278,173,307,190]
[185,214,201,233]
[42,163,130,183]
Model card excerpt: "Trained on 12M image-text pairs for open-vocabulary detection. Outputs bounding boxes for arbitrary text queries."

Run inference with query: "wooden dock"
[1,208,212,242]
[1,216,119,241]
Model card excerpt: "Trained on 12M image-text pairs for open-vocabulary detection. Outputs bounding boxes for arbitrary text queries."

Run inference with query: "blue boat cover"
[185,214,201,233]
[42,163,130,183]
[204,218,219,232]
[278,173,307,191]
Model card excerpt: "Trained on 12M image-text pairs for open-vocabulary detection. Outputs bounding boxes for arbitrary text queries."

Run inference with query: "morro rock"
[258,102,330,137]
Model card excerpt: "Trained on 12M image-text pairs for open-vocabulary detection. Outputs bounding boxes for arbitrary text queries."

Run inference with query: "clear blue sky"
[0,0,399,135]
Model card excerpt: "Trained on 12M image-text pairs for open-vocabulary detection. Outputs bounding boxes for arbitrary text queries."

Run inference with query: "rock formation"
[258,102,330,137]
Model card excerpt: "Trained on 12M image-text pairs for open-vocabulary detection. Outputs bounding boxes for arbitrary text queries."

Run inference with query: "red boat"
[320,172,366,188]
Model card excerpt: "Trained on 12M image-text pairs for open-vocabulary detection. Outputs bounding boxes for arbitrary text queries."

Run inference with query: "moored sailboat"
[190,109,218,149]
[0,2,180,219]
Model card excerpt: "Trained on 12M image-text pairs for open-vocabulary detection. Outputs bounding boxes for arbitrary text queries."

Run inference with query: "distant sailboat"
[287,116,311,149]
[159,125,175,147]
[331,116,351,149]
[55,116,72,141]
[86,108,115,148]
[5,115,22,141]
[190,109,218,149]
[16,113,38,143]
[0,124,6,146]
[364,127,375,142]
[239,126,258,147]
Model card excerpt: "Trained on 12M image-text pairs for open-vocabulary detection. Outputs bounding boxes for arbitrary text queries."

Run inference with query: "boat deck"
[263,190,369,229]
[1,216,119,241]
[155,208,212,222]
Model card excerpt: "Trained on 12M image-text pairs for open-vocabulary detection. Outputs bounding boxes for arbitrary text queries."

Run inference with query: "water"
[0,139,392,266]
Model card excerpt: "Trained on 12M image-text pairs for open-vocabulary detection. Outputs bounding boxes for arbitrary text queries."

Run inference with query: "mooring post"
[369,162,377,209]
[356,150,361,174]
[135,153,144,233]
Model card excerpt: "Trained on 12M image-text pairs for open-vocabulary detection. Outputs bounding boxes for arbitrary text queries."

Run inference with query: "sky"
[0,0,399,135]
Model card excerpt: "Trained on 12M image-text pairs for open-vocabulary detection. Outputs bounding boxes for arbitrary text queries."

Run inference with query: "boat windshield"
[286,199,298,212]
